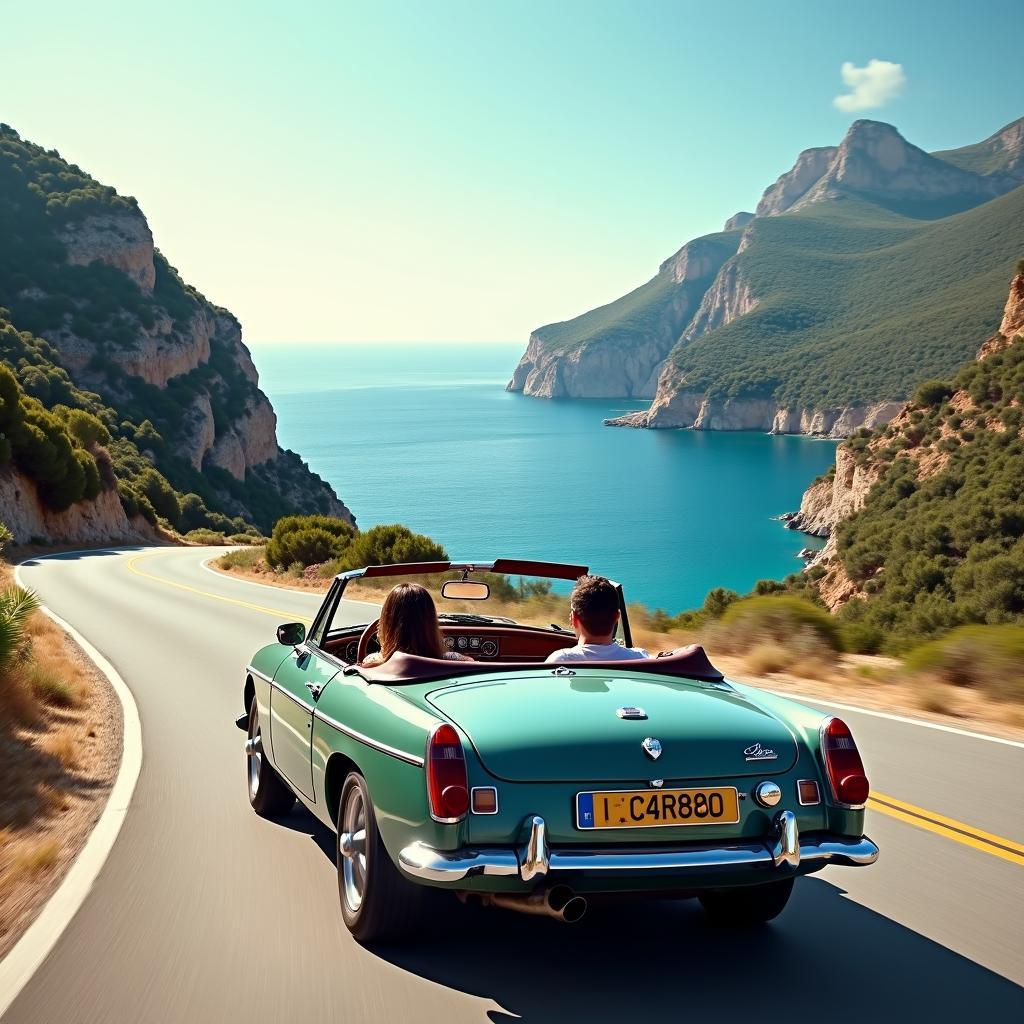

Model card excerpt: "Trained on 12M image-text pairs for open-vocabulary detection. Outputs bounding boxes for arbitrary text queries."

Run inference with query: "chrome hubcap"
[340,787,368,912]
[247,708,261,800]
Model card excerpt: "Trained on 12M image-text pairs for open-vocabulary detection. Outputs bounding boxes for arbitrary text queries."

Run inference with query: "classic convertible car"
[242,559,878,941]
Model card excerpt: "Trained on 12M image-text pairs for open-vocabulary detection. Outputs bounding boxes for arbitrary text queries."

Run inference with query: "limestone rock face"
[57,211,156,292]
[606,389,902,437]
[755,147,837,216]
[723,211,755,231]
[0,468,156,545]
[789,445,881,539]
[999,272,1024,340]
[682,262,756,341]
[793,120,1003,211]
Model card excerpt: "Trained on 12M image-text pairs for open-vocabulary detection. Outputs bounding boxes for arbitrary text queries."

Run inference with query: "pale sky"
[3,0,1020,343]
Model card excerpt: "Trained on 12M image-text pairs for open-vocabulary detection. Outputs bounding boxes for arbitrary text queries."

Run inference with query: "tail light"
[821,717,870,806]
[426,724,469,822]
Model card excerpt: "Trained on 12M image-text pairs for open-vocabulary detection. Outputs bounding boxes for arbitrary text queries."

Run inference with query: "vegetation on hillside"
[664,188,1024,409]
[829,333,1024,648]
[531,230,741,356]
[0,124,339,536]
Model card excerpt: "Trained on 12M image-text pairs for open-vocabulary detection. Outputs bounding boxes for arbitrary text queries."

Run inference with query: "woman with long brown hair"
[360,583,472,666]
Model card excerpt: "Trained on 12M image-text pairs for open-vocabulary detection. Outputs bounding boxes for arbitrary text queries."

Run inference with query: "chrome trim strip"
[269,678,314,713]
[314,709,425,767]
[246,665,274,685]
[397,812,879,882]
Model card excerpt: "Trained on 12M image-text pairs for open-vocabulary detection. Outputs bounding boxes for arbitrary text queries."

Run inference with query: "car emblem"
[616,706,647,720]
[642,737,663,761]
[744,742,778,762]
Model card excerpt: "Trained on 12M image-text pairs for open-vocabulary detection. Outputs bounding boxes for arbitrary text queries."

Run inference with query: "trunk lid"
[426,673,798,782]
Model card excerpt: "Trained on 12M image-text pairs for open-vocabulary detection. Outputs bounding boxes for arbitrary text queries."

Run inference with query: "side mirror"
[441,580,490,601]
[277,622,306,647]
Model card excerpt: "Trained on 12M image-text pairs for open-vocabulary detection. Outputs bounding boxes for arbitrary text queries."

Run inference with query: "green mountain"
[510,117,1024,438]
[0,124,352,540]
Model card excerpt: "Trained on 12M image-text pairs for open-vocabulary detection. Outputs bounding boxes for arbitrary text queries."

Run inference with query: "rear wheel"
[246,701,295,816]
[337,771,424,943]
[698,877,794,926]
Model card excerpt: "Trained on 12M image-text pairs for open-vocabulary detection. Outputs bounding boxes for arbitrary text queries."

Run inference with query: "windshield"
[341,570,577,632]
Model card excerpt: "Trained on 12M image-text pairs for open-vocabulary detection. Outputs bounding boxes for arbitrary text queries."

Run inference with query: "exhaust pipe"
[468,884,588,924]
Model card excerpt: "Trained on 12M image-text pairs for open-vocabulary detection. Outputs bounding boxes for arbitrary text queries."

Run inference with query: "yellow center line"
[868,791,1024,867]
[125,552,313,625]
[123,551,1024,868]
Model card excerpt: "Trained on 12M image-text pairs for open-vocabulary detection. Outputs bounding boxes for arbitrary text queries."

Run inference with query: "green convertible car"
[242,559,878,941]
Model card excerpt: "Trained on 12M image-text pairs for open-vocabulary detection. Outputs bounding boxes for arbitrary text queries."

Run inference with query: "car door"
[269,583,343,800]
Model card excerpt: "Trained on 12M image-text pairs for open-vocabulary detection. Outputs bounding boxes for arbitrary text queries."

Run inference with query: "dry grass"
[916,679,956,715]
[13,838,60,875]
[743,642,793,675]
[37,727,80,771]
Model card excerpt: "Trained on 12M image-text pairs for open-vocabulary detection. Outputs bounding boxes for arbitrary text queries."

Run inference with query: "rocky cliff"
[507,230,741,399]
[0,124,353,537]
[510,115,1024,438]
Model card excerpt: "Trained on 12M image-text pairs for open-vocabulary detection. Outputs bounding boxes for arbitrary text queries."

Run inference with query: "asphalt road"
[5,546,1024,1022]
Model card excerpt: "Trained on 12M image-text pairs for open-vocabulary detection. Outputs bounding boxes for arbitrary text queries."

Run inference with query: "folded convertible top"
[345,644,725,685]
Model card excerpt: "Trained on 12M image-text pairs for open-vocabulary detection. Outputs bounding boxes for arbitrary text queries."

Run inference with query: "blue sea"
[252,343,835,613]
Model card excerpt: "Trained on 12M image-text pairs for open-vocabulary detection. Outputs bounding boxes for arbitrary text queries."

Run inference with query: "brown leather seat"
[346,644,724,685]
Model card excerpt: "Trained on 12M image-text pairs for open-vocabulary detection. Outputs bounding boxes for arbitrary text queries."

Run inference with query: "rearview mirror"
[277,622,306,647]
[441,580,490,601]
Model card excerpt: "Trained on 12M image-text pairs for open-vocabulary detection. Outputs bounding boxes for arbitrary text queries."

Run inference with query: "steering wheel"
[357,618,380,664]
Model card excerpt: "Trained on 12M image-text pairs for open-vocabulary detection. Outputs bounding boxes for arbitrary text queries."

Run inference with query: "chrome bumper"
[398,810,879,884]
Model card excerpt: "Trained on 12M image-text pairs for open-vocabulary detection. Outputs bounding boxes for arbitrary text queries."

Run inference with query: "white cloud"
[833,59,905,112]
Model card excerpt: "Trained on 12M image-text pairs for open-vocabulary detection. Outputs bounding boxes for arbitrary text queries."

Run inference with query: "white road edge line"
[765,688,1024,750]
[0,552,144,1019]
[197,550,383,609]
[203,547,1021,751]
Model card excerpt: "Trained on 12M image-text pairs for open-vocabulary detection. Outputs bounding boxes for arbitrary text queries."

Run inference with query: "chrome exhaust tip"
[468,884,588,923]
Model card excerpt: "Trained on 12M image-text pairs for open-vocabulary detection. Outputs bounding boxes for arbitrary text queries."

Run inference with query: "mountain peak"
[933,114,1024,179]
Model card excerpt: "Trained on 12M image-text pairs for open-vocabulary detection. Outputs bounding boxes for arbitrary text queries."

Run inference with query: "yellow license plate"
[576,787,740,830]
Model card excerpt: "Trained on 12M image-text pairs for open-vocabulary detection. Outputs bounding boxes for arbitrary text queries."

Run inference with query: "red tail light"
[821,717,869,806]
[426,724,469,822]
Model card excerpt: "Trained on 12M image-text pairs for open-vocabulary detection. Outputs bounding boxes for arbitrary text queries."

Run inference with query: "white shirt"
[546,642,651,663]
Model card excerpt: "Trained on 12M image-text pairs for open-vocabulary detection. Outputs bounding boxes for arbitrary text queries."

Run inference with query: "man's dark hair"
[570,575,619,636]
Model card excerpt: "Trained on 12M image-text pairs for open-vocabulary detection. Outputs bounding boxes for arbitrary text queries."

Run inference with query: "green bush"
[720,595,842,651]
[136,468,181,525]
[903,624,1024,701]
[334,523,447,571]
[217,546,265,571]
[265,514,356,569]
[0,521,12,554]
[913,380,953,407]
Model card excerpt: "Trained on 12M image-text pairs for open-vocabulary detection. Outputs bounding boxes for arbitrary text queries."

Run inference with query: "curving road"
[4,546,1024,1022]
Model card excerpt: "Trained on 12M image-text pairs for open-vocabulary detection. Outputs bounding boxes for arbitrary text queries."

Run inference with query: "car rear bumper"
[398,810,879,885]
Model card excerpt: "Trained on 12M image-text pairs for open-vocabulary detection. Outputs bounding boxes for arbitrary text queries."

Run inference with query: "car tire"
[246,701,295,817]
[337,771,424,943]
[698,877,795,926]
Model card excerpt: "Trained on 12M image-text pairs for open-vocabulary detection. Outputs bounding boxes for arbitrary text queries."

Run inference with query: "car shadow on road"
[267,806,1024,1020]
[374,876,1024,1022]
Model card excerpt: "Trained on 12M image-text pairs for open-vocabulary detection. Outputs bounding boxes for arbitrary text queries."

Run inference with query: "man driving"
[546,575,650,663]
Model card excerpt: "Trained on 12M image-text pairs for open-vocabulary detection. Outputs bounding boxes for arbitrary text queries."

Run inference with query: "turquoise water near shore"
[252,343,836,613]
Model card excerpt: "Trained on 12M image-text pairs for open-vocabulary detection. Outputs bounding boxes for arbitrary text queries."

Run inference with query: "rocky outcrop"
[789,445,881,539]
[681,261,757,341]
[509,233,739,399]
[999,271,1024,340]
[608,391,902,437]
[57,211,155,292]
[755,147,837,217]
[934,116,1024,184]
[792,120,1003,212]
[723,211,754,231]
[0,468,157,545]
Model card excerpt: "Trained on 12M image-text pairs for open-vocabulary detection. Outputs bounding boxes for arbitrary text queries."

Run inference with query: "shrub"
[839,619,885,655]
[913,380,953,407]
[334,523,447,571]
[0,521,12,554]
[218,546,265,572]
[184,529,228,545]
[265,514,355,569]
[719,595,842,652]
[27,664,76,707]
[744,642,792,675]
[0,585,40,672]
[903,624,1024,702]
[136,468,181,525]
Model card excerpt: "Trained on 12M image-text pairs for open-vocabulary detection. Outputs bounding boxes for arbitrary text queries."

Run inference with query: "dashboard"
[322,623,576,665]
